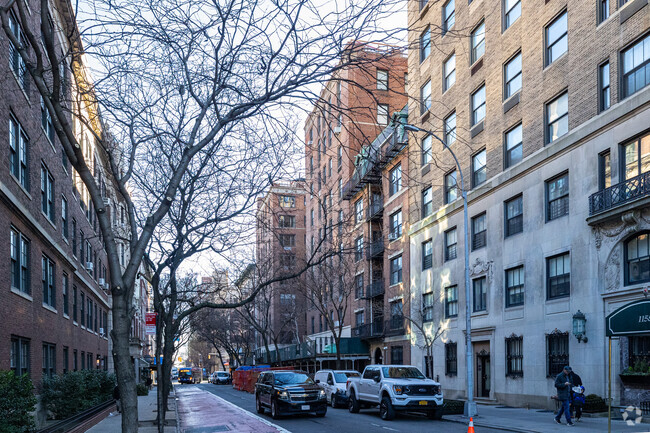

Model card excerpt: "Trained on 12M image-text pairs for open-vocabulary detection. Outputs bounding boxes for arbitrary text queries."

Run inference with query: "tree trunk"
[155,312,165,433]
[112,293,138,433]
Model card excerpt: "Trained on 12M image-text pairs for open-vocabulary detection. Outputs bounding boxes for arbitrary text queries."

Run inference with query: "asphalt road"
[196,383,504,433]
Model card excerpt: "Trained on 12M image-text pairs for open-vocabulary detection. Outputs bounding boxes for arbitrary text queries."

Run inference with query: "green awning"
[606,299,650,336]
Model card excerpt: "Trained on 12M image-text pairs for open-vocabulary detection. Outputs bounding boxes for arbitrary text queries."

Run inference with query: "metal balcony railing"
[363,279,385,298]
[366,239,384,259]
[589,171,650,216]
[385,316,405,337]
[366,199,383,220]
[352,319,385,339]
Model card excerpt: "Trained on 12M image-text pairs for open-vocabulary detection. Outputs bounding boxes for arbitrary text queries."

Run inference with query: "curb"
[443,417,542,433]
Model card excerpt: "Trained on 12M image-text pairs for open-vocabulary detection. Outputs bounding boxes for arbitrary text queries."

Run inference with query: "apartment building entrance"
[474,342,491,398]
[374,347,383,364]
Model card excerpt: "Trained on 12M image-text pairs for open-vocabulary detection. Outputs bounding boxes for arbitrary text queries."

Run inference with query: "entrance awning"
[606,299,650,336]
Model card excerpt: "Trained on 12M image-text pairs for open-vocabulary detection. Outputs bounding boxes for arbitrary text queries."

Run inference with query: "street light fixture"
[402,123,477,418]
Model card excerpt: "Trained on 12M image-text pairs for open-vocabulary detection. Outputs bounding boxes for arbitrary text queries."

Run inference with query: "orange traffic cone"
[467,417,475,433]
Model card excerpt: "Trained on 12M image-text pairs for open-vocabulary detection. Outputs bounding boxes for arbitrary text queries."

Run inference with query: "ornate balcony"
[363,279,385,299]
[366,239,384,259]
[588,171,650,221]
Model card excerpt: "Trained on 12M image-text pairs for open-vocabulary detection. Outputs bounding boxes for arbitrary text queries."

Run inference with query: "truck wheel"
[380,396,395,421]
[255,395,265,414]
[427,408,443,420]
[271,399,281,419]
[331,394,338,408]
[348,391,360,413]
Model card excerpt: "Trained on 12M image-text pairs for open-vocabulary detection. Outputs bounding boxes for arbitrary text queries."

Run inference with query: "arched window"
[625,232,650,285]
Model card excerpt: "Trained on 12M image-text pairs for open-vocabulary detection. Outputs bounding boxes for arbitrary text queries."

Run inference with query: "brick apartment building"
[0,0,128,411]
[302,43,408,369]
[256,180,307,352]
[407,0,650,407]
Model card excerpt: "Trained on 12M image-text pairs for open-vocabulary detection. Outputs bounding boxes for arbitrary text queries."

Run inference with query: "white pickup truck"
[346,364,443,421]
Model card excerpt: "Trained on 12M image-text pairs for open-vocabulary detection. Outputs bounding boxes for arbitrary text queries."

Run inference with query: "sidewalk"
[445,404,650,433]
[175,385,288,433]
[87,386,178,433]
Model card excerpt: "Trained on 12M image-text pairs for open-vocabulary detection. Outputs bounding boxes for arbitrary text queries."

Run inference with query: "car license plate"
[419,401,428,406]
[301,405,310,410]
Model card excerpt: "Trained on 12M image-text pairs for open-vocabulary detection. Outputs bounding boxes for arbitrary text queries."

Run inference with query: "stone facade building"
[407,0,650,407]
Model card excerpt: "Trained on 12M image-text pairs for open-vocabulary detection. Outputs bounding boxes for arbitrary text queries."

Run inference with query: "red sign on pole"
[145,313,157,335]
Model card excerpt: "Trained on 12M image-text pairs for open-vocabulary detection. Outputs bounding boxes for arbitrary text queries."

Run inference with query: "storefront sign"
[145,312,157,335]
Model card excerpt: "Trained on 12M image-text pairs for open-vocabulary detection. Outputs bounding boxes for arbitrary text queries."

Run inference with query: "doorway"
[374,347,383,365]
[473,342,491,398]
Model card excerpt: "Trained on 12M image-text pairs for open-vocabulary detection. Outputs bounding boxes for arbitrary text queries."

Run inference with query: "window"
[599,0,609,23]
[61,196,68,239]
[626,232,650,285]
[63,347,69,374]
[599,62,610,111]
[471,85,486,126]
[377,69,388,90]
[355,311,364,327]
[422,135,432,165]
[390,255,403,285]
[72,218,77,256]
[445,227,457,261]
[280,254,296,268]
[43,343,56,378]
[278,215,295,228]
[506,336,523,377]
[505,123,523,168]
[422,187,433,218]
[41,164,55,221]
[390,346,404,365]
[420,80,432,114]
[354,199,363,224]
[444,112,456,145]
[547,252,570,299]
[505,195,523,237]
[377,104,389,125]
[622,34,650,98]
[81,351,85,370]
[328,159,332,177]
[445,286,458,318]
[62,273,69,315]
[355,274,364,298]
[355,236,363,262]
[10,337,30,376]
[505,266,524,307]
[422,239,433,270]
[389,210,402,240]
[445,342,457,375]
[546,91,569,143]
[389,164,402,196]
[311,317,315,334]
[546,11,568,66]
[444,170,457,204]
[546,173,569,221]
[472,149,487,187]
[423,292,434,321]
[443,0,455,33]
[10,228,30,294]
[8,13,29,91]
[599,150,611,190]
[279,195,296,208]
[471,21,485,64]
[472,213,486,250]
[72,286,78,322]
[80,292,85,327]
[444,54,456,91]
[73,350,77,371]
[547,332,569,376]
[504,52,522,99]
[473,277,487,312]
[420,28,431,62]
[9,116,29,190]
[621,134,650,181]
[629,336,650,367]
[279,234,295,248]
[504,0,521,29]
[41,97,55,143]
[337,146,342,168]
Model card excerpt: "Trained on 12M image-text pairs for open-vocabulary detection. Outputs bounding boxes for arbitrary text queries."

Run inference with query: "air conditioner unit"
[99,278,105,285]
[333,126,341,134]
[86,262,94,271]
[104,282,110,290]
[99,327,105,335]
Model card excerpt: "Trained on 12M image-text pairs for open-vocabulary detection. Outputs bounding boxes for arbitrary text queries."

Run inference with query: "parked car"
[255,370,327,419]
[210,371,231,384]
[346,365,443,421]
[314,369,360,408]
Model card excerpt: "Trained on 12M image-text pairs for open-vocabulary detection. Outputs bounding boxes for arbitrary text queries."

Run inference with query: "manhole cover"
[183,427,229,432]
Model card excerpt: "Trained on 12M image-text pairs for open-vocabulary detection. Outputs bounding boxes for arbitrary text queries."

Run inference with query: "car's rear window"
[334,372,359,382]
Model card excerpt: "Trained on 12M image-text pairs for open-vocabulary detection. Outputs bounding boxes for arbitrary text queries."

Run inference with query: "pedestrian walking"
[572,385,586,422]
[146,376,153,390]
[554,366,574,426]
[568,369,583,421]
[113,385,122,413]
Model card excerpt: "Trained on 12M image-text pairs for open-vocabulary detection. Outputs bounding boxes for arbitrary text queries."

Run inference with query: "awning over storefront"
[606,299,650,336]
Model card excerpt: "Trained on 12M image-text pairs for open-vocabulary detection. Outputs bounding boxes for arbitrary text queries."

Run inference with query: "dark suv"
[255,370,327,419]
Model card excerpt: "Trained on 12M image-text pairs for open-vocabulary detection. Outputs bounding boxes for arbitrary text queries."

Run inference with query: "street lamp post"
[403,123,477,417]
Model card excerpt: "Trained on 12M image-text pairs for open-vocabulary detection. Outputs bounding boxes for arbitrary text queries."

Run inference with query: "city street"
[188,383,503,433]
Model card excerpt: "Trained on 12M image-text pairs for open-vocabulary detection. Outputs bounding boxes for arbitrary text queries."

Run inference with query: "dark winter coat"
[569,372,583,387]
[554,372,572,400]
